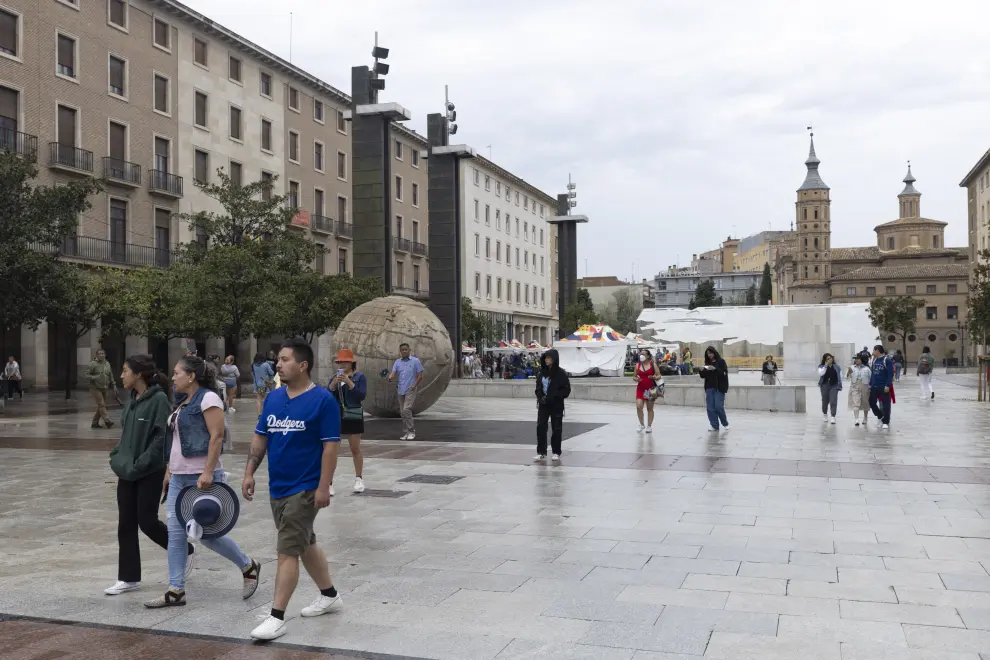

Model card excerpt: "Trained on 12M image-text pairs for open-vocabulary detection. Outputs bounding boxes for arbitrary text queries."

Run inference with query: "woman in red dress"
[634,349,660,433]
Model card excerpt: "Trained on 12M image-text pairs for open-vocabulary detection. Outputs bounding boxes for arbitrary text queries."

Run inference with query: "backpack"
[918,355,933,375]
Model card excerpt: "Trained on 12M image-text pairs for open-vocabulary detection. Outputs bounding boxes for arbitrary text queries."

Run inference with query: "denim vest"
[164,387,213,459]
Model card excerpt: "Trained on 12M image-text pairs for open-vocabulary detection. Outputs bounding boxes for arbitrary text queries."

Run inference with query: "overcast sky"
[190,0,990,282]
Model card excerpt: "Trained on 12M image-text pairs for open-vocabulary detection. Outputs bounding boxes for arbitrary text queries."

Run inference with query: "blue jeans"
[705,388,728,429]
[166,470,250,590]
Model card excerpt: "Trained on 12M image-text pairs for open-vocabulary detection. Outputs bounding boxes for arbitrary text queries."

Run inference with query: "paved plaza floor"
[2,371,990,659]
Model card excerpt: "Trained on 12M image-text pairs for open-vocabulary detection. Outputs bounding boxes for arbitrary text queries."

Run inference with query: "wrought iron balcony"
[31,235,177,268]
[411,241,427,256]
[393,237,412,252]
[393,286,429,300]
[149,169,183,197]
[335,221,353,239]
[311,214,333,234]
[48,142,94,174]
[0,128,38,160]
[103,157,142,187]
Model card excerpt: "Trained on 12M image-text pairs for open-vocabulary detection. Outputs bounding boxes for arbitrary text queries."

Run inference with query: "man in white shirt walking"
[388,343,423,440]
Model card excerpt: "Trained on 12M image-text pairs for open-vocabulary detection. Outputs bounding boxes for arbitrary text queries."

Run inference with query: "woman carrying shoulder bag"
[106,355,193,596]
[145,356,259,609]
[328,348,368,495]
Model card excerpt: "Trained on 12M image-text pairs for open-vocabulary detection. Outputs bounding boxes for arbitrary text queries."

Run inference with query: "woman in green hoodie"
[105,355,192,596]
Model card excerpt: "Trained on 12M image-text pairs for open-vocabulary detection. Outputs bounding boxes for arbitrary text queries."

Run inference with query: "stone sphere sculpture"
[333,295,454,418]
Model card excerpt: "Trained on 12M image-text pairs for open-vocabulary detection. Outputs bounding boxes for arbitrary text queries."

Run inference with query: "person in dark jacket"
[105,354,192,596]
[534,349,570,461]
[761,355,778,386]
[699,346,729,431]
[869,344,894,428]
[817,352,843,424]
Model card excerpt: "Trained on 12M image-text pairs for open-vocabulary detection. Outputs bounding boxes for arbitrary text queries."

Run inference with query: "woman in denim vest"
[145,356,260,609]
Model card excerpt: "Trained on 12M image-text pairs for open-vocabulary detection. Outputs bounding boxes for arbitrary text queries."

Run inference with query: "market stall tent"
[554,324,628,377]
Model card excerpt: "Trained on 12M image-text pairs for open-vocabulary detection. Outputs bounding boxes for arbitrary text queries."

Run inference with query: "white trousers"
[919,373,933,399]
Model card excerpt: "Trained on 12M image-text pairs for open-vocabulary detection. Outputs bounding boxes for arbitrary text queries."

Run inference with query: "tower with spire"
[790,129,833,303]
[898,162,920,219]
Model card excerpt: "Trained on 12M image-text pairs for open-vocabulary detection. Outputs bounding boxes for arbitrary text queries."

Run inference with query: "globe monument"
[334,296,454,417]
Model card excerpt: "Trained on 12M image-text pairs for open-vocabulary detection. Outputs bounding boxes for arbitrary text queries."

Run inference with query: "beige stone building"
[1,0,430,389]
[776,139,969,360]
[960,146,990,265]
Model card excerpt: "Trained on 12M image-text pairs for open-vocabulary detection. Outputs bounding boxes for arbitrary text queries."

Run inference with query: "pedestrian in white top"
[2,356,22,400]
[847,352,872,426]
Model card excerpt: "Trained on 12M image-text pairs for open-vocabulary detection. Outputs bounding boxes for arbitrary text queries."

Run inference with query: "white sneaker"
[829,417,836,425]
[104,580,140,595]
[229,407,236,413]
[399,433,409,440]
[300,593,341,617]
[645,426,652,433]
[708,427,718,432]
[637,424,644,432]
[551,454,560,461]
[250,614,287,640]
[185,548,195,579]
[407,432,416,440]
[882,423,890,429]
[329,484,335,497]
[534,454,547,460]
[822,414,829,422]
[353,477,365,493]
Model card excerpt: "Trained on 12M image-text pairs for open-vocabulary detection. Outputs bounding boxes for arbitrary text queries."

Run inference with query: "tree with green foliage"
[176,170,318,346]
[253,273,383,343]
[461,297,503,348]
[603,288,640,334]
[968,251,990,359]
[0,151,104,358]
[560,288,600,336]
[688,279,721,309]
[121,264,207,344]
[868,295,926,362]
[758,263,773,305]
[745,284,758,306]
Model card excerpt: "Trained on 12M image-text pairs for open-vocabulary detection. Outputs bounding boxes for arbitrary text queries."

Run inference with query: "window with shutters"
[288,131,299,162]
[154,136,169,173]
[155,208,171,254]
[229,161,242,187]
[110,198,127,249]
[0,8,19,58]
[108,0,127,29]
[194,91,207,128]
[57,104,77,146]
[57,33,77,79]
[411,148,419,168]
[228,55,241,83]
[394,216,403,240]
[412,220,419,244]
[926,284,937,294]
[288,180,299,208]
[261,119,272,152]
[260,171,273,201]
[906,285,916,294]
[229,105,242,141]
[314,141,324,172]
[153,74,169,114]
[153,18,170,50]
[288,86,299,111]
[194,38,207,67]
[314,189,325,216]
[108,55,127,98]
[336,109,346,134]
[0,86,18,139]
[395,140,403,161]
[948,284,958,294]
[338,248,348,274]
[314,99,324,123]
[194,149,208,184]
[412,183,419,207]
[260,71,272,98]
[337,151,347,180]
[337,195,347,223]
[108,121,126,163]
[395,175,403,201]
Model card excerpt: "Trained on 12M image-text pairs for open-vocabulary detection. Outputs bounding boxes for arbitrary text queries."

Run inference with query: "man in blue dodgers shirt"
[242,338,341,641]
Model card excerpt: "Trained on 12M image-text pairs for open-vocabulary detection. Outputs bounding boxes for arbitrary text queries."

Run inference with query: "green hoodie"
[109,384,171,481]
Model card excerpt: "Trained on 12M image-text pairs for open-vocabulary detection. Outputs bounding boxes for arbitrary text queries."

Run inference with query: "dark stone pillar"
[426,113,461,360]
[350,65,393,290]
[554,194,579,328]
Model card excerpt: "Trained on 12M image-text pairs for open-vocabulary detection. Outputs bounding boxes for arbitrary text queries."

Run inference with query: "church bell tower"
[793,130,832,302]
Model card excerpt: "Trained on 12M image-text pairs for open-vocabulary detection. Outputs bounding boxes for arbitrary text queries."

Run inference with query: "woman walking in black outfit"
[105,355,193,596]
[535,349,571,461]
[817,352,843,424]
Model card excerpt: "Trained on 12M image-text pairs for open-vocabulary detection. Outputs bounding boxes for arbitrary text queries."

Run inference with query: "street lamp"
[368,34,389,100]
[444,85,457,136]
[957,320,967,366]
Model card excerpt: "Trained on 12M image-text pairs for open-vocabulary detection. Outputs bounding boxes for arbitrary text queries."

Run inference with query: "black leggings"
[537,404,563,456]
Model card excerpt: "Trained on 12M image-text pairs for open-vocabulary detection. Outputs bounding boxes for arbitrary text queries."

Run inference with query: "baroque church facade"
[774,138,971,360]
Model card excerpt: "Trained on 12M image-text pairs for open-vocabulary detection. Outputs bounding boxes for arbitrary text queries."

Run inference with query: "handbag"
[648,378,665,401]
[337,382,363,421]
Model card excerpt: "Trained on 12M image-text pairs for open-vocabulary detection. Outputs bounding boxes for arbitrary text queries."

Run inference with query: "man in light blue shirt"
[388,343,424,440]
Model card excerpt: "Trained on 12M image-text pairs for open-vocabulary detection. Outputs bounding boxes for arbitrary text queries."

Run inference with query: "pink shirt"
[168,390,224,474]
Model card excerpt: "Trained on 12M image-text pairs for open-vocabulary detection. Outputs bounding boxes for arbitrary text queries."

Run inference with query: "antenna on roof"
[289,12,293,62]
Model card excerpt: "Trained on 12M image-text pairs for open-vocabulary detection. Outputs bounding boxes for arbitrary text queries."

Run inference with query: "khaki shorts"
[270,489,318,557]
